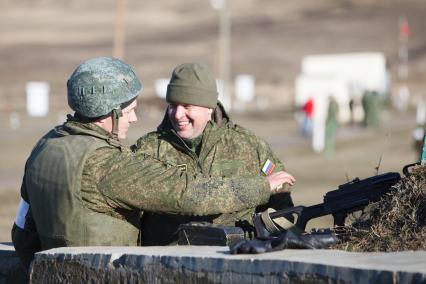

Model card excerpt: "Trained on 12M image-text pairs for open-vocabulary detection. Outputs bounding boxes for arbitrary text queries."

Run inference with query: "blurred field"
[1,0,426,109]
[0,0,424,241]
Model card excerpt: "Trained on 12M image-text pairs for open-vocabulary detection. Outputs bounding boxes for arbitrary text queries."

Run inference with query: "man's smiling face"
[167,103,213,139]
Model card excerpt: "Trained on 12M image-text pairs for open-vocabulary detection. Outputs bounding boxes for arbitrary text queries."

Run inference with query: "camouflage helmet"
[67,57,142,118]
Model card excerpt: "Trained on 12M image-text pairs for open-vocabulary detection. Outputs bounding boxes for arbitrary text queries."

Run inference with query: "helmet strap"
[111,108,123,138]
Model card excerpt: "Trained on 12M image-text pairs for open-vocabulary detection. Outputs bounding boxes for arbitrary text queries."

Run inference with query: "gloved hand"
[229,230,339,254]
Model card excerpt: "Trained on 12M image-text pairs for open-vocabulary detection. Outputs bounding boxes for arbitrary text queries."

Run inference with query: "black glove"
[229,238,273,254]
[229,230,339,254]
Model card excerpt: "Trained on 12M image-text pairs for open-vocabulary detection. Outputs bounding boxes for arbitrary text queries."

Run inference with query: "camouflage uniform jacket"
[12,117,272,263]
[133,103,294,245]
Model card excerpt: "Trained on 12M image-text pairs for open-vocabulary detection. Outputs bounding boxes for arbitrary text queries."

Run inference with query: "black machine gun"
[253,171,401,239]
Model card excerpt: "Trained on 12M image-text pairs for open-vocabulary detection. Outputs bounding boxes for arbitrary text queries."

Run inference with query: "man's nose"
[129,110,138,123]
[174,105,185,119]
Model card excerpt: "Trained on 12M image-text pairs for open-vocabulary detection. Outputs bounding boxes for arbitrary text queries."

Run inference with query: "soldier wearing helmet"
[11,57,292,268]
[133,62,296,245]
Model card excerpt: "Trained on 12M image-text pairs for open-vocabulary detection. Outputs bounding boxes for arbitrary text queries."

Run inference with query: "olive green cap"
[67,57,142,118]
[166,62,218,108]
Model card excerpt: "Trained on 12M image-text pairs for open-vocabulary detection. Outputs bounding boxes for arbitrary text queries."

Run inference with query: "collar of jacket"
[56,118,124,149]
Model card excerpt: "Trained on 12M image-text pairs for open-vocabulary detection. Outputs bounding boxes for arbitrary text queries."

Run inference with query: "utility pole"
[397,16,410,111]
[113,0,127,60]
[219,0,232,110]
[211,0,232,111]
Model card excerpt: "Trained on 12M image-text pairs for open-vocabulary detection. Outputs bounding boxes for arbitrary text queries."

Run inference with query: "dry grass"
[335,165,426,252]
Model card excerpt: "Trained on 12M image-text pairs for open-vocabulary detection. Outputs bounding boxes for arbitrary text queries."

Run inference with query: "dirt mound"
[336,164,426,252]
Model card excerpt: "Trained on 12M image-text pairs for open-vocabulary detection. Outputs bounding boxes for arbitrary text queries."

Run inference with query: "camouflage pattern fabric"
[13,117,272,262]
[133,103,294,245]
[67,57,142,118]
[62,121,273,216]
[83,139,271,216]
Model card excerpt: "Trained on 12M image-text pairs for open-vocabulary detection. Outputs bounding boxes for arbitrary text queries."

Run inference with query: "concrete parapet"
[0,243,27,284]
[27,246,426,284]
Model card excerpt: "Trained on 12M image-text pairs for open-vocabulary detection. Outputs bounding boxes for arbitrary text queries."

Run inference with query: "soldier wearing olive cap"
[11,57,292,268]
[134,62,296,245]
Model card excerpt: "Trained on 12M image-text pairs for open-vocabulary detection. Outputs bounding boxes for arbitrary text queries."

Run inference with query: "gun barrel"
[324,172,400,203]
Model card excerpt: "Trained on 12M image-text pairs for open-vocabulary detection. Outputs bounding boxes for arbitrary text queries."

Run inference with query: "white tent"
[301,52,389,98]
[295,52,390,124]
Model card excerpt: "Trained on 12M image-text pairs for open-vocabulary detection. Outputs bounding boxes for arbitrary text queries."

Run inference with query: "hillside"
[0,0,425,110]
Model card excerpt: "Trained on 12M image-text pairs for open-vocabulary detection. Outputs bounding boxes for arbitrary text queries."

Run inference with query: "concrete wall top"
[38,246,426,273]
[2,244,426,283]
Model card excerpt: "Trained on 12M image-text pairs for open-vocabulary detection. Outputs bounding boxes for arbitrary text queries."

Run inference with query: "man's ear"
[97,117,108,125]
[94,116,110,129]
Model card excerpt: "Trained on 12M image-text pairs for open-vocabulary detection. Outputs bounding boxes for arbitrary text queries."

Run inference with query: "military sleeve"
[233,125,285,173]
[255,137,285,172]
[86,147,271,216]
[253,136,295,211]
[131,132,158,155]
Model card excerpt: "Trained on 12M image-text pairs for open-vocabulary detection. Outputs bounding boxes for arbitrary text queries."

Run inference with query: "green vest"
[25,125,139,249]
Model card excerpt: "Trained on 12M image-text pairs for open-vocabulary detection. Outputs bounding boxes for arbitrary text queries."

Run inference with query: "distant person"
[301,97,314,136]
[133,62,296,245]
[362,91,382,128]
[348,99,355,125]
[11,57,293,268]
[324,96,339,157]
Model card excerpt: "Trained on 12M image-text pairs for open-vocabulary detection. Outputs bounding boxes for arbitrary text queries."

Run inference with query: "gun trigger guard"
[260,209,281,234]
[260,208,304,235]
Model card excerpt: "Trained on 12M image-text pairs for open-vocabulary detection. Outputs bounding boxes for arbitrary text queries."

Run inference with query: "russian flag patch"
[262,159,275,176]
